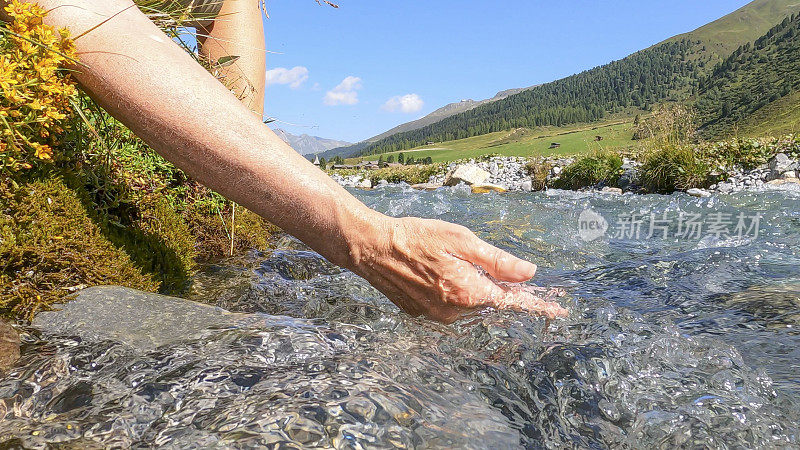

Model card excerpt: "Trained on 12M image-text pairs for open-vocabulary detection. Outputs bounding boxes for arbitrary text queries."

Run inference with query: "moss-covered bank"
[0,173,276,322]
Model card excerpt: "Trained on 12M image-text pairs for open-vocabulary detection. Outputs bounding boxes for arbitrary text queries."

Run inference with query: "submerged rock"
[601,187,623,195]
[410,182,443,191]
[33,286,243,351]
[471,183,507,194]
[0,320,19,373]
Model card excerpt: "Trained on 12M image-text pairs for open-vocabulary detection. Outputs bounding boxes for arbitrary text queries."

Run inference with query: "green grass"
[349,121,637,164]
[733,90,800,137]
[665,0,800,57]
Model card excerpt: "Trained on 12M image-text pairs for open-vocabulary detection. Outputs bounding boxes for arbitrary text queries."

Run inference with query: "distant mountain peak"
[271,128,352,156]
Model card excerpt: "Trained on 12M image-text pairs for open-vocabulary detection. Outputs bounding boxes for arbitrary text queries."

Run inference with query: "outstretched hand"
[347,215,569,323]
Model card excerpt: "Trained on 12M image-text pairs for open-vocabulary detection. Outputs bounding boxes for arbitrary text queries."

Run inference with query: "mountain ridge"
[319,86,535,159]
[334,0,800,158]
[271,128,351,156]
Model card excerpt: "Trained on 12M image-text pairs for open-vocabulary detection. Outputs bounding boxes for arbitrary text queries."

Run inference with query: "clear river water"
[1,185,800,448]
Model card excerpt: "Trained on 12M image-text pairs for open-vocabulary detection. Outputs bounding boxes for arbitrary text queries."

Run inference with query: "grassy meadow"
[347,120,637,164]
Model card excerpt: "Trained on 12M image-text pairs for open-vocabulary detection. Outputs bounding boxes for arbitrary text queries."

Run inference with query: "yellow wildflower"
[0,0,78,173]
[31,142,52,160]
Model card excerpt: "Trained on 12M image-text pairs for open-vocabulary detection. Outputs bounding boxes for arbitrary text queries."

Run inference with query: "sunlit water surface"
[2,185,800,448]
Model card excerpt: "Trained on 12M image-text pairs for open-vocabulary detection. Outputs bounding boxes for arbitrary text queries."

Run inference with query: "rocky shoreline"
[330,153,800,196]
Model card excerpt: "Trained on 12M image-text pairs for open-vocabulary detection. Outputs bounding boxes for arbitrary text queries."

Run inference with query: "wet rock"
[520,179,533,192]
[687,188,712,198]
[601,187,623,195]
[767,177,800,186]
[471,183,507,194]
[0,320,19,373]
[444,164,490,186]
[33,286,244,351]
[617,169,640,191]
[410,182,443,191]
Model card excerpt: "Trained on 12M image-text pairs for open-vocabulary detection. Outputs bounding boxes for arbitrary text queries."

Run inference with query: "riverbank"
[0,5,277,323]
[329,135,800,196]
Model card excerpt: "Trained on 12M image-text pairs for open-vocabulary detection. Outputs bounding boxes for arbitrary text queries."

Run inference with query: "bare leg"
[197,0,265,115]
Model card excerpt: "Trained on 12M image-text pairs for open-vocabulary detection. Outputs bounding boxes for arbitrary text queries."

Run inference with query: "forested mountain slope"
[696,14,800,137]
[347,0,799,157]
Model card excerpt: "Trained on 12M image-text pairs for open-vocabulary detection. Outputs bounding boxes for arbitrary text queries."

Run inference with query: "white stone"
[444,164,491,186]
[687,188,712,198]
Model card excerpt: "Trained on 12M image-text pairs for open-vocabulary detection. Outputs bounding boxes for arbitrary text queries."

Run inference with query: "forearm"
[35,0,378,267]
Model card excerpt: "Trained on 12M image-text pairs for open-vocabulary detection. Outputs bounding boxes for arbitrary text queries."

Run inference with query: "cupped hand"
[347,215,569,323]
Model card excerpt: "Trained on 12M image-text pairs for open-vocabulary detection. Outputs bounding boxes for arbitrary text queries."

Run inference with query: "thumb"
[458,235,537,283]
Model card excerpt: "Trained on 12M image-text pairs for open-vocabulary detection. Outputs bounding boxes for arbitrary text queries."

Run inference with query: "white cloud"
[324,76,362,106]
[265,66,309,89]
[382,94,424,113]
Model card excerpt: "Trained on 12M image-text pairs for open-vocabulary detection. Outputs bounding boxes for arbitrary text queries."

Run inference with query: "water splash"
[1,187,799,448]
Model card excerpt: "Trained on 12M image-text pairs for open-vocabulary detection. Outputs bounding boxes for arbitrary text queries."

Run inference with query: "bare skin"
[11,0,568,323]
[195,0,265,114]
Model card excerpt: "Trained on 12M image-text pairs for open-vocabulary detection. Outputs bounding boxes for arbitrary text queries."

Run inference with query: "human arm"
[21,0,567,323]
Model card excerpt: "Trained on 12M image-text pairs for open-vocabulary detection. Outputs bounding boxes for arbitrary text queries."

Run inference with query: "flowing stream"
[2,185,800,448]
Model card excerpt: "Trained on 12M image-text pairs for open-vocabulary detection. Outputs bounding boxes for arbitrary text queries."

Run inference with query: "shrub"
[0,0,78,174]
[553,151,623,190]
[368,164,441,185]
[639,145,712,193]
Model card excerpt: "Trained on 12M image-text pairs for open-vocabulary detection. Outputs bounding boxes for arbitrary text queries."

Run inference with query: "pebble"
[329,153,799,196]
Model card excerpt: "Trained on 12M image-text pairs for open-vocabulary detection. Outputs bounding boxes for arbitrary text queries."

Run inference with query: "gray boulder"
[617,168,640,191]
[769,153,796,180]
[444,164,491,186]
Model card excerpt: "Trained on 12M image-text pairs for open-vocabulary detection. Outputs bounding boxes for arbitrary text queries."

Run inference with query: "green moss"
[0,177,159,321]
[553,151,623,190]
[184,202,276,262]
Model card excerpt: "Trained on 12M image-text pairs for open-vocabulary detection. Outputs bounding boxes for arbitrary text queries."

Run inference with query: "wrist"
[332,205,392,271]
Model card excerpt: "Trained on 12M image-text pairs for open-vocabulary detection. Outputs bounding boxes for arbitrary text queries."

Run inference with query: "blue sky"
[260,0,752,143]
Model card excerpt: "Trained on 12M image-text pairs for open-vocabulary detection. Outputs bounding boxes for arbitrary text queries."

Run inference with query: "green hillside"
[349,120,637,164]
[666,0,800,57]
[696,14,800,137]
[349,0,799,158]
[733,90,800,136]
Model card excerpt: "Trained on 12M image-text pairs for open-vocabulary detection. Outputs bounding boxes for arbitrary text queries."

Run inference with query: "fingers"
[440,259,568,320]
[453,227,537,283]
